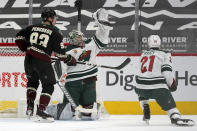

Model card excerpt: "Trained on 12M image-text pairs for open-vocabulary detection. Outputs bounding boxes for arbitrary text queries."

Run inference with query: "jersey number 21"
[140,55,155,73]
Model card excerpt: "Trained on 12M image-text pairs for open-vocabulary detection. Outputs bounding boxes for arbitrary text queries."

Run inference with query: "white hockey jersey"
[64,25,111,82]
[136,49,174,90]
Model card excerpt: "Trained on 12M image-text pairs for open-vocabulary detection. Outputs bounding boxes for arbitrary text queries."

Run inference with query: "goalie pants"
[135,88,176,111]
[63,76,97,107]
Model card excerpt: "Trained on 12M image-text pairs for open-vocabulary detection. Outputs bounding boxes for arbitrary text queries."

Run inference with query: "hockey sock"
[139,100,149,110]
[39,93,51,110]
[26,87,37,109]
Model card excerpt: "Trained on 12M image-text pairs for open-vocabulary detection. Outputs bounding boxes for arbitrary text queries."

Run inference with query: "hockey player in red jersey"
[135,35,195,126]
[15,9,76,122]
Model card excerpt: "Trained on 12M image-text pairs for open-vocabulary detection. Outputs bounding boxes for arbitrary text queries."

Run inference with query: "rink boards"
[0,56,197,114]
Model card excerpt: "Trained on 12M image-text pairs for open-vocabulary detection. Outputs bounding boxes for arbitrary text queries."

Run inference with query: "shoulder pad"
[50,25,63,35]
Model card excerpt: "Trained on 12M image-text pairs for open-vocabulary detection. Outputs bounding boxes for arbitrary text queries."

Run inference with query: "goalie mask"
[68,30,86,47]
[147,35,161,48]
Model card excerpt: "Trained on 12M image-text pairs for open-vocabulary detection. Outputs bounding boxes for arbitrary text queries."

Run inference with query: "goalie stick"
[77,58,131,70]
[53,60,78,109]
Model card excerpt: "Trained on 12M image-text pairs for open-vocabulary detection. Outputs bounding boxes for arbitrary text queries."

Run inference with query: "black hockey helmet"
[41,9,56,21]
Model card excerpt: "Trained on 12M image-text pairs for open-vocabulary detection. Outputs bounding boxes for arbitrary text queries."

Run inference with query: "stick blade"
[116,58,131,70]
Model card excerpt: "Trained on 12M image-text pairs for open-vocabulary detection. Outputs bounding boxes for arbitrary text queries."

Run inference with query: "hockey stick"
[53,60,98,114]
[52,57,131,70]
[75,0,82,31]
[53,60,78,109]
[77,58,131,70]
[57,81,78,109]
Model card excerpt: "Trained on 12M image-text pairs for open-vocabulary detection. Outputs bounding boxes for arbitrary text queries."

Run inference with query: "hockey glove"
[168,79,177,92]
[64,55,77,66]
[92,8,113,27]
[78,50,91,61]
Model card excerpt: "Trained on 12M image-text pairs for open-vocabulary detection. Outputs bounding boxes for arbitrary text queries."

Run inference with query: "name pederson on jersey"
[136,49,173,90]
[65,36,107,82]
[15,23,66,62]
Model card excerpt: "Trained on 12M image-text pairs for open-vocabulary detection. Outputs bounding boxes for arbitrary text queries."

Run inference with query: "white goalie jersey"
[65,35,108,82]
[136,49,174,90]
[64,8,111,82]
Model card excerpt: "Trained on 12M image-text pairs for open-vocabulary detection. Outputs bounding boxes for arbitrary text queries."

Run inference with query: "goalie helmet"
[41,9,56,21]
[68,30,86,47]
[147,35,161,48]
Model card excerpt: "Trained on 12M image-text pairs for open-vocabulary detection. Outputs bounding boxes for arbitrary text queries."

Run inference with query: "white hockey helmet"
[147,35,161,48]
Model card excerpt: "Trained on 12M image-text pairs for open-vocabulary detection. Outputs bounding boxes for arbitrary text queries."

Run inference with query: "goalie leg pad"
[91,102,101,120]
[45,104,58,120]
[46,103,74,120]
[79,102,101,120]
[59,103,74,120]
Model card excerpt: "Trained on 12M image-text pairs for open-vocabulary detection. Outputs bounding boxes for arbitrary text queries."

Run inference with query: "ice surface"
[0,115,197,131]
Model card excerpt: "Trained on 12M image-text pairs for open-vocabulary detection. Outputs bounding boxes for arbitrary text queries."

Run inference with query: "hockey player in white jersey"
[135,35,195,126]
[46,8,112,120]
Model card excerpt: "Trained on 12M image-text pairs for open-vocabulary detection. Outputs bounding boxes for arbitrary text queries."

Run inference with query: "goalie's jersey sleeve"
[136,49,173,90]
[15,23,66,62]
[65,35,108,82]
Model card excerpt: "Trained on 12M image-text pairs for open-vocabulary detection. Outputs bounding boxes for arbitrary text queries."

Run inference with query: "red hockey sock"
[39,94,51,110]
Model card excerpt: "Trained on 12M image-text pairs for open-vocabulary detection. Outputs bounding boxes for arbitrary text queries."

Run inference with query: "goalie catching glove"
[92,8,113,27]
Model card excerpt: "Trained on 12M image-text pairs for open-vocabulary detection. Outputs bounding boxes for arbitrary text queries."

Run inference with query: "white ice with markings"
[0,115,197,131]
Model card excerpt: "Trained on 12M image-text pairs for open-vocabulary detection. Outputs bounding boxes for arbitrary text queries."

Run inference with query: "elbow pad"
[15,39,28,52]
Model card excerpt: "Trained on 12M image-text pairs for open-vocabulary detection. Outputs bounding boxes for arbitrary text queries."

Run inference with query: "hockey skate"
[35,105,54,123]
[171,118,195,126]
[143,104,150,125]
[26,101,34,119]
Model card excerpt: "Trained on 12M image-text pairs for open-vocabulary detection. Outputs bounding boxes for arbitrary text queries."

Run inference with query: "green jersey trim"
[93,35,107,49]
[136,76,167,85]
[67,66,97,75]
[66,67,98,79]
[161,64,172,72]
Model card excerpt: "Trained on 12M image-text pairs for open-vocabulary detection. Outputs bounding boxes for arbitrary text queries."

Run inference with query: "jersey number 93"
[30,32,49,48]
